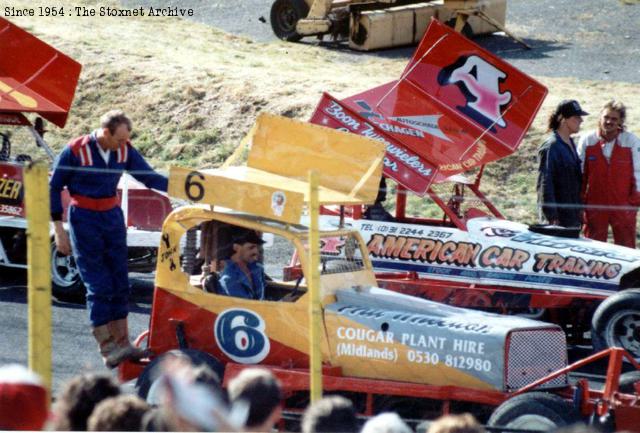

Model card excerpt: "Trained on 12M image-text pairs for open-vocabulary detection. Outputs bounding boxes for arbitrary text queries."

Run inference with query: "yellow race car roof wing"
[168,113,386,224]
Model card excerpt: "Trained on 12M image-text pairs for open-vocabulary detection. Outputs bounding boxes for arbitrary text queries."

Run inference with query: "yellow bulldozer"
[269,0,525,50]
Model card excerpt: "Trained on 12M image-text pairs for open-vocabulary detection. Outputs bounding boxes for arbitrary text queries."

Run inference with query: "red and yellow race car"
[120,114,640,431]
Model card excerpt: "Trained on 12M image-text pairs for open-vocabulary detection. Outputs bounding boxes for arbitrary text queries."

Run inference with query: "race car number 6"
[214,309,271,364]
[184,171,205,201]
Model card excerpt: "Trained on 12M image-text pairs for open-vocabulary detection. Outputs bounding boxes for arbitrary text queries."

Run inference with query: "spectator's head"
[427,413,485,433]
[230,230,265,266]
[51,373,120,431]
[599,99,627,137]
[362,412,413,433]
[0,364,48,431]
[228,368,283,432]
[141,407,173,432]
[548,100,588,133]
[150,355,243,431]
[301,395,358,433]
[87,395,150,431]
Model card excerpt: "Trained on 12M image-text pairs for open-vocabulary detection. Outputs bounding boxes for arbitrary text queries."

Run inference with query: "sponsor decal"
[335,326,398,361]
[480,226,520,238]
[338,306,491,334]
[271,191,286,217]
[367,234,481,267]
[0,79,38,109]
[159,233,178,272]
[214,308,270,364]
[0,177,22,202]
[479,246,530,271]
[533,253,621,280]
[324,99,433,177]
[311,94,436,195]
[438,55,512,130]
[388,114,452,142]
[438,140,488,172]
[511,232,637,263]
[0,204,21,216]
[320,237,345,255]
[361,222,630,287]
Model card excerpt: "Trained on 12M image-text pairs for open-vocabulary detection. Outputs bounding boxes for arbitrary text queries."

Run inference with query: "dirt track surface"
[120,0,640,83]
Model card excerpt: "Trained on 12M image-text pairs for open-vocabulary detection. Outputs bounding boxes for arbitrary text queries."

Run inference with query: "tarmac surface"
[121,0,640,83]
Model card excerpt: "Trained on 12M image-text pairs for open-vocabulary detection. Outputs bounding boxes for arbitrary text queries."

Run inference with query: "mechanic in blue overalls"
[50,110,168,368]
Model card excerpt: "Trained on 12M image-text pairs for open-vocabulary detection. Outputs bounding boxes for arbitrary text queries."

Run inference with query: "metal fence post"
[308,170,322,403]
[24,161,52,393]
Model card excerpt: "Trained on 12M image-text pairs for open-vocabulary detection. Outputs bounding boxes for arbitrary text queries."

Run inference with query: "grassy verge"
[8,0,640,223]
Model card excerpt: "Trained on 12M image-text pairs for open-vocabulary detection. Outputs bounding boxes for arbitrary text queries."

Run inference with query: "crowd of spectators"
[0,361,606,432]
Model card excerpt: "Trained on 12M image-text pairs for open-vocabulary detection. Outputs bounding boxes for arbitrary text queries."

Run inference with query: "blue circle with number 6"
[214,308,270,364]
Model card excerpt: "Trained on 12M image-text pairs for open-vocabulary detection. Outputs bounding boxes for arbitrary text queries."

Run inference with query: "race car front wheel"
[487,392,580,433]
[51,241,86,303]
[592,289,640,359]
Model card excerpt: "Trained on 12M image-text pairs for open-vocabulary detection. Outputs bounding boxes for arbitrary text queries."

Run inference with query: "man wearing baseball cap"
[218,229,266,299]
[578,100,640,247]
[537,99,589,228]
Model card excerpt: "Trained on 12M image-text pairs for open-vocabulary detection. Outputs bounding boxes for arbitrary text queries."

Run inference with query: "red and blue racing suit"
[49,133,168,326]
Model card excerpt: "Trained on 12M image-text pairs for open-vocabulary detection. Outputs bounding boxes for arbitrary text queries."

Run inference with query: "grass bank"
[9,0,640,223]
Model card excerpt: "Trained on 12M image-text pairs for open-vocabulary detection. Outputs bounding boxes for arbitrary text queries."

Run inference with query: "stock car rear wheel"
[592,289,640,359]
[487,392,580,433]
[51,241,85,302]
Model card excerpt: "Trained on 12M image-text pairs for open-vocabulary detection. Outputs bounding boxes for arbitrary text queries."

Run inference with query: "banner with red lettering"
[0,163,25,217]
[310,93,438,195]
[342,18,548,179]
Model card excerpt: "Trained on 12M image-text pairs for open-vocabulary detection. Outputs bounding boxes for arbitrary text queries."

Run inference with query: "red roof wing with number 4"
[0,17,81,127]
[338,18,547,185]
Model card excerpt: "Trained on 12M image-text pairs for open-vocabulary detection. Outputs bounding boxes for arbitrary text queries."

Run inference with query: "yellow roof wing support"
[168,114,386,224]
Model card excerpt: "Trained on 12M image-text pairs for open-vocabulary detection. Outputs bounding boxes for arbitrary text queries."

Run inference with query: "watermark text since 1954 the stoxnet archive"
[3,5,195,18]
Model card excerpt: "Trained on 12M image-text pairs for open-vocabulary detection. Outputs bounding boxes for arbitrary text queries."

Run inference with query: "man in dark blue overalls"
[50,110,168,368]
[218,230,266,300]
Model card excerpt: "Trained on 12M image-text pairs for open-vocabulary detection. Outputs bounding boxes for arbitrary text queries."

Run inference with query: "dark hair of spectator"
[228,368,283,428]
[301,395,359,433]
[87,395,150,431]
[141,407,173,432]
[51,373,121,431]
[547,105,563,132]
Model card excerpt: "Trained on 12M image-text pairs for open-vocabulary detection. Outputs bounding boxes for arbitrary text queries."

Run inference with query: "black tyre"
[270,0,310,42]
[488,392,581,433]
[619,370,640,394]
[136,349,225,402]
[50,241,85,303]
[592,289,640,359]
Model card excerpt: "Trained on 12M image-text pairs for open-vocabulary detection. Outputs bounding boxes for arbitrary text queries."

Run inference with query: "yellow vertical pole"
[24,162,52,393]
[308,170,323,403]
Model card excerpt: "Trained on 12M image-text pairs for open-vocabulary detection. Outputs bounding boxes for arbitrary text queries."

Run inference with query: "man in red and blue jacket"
[49,110,168,368]
[578,101,640,248]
